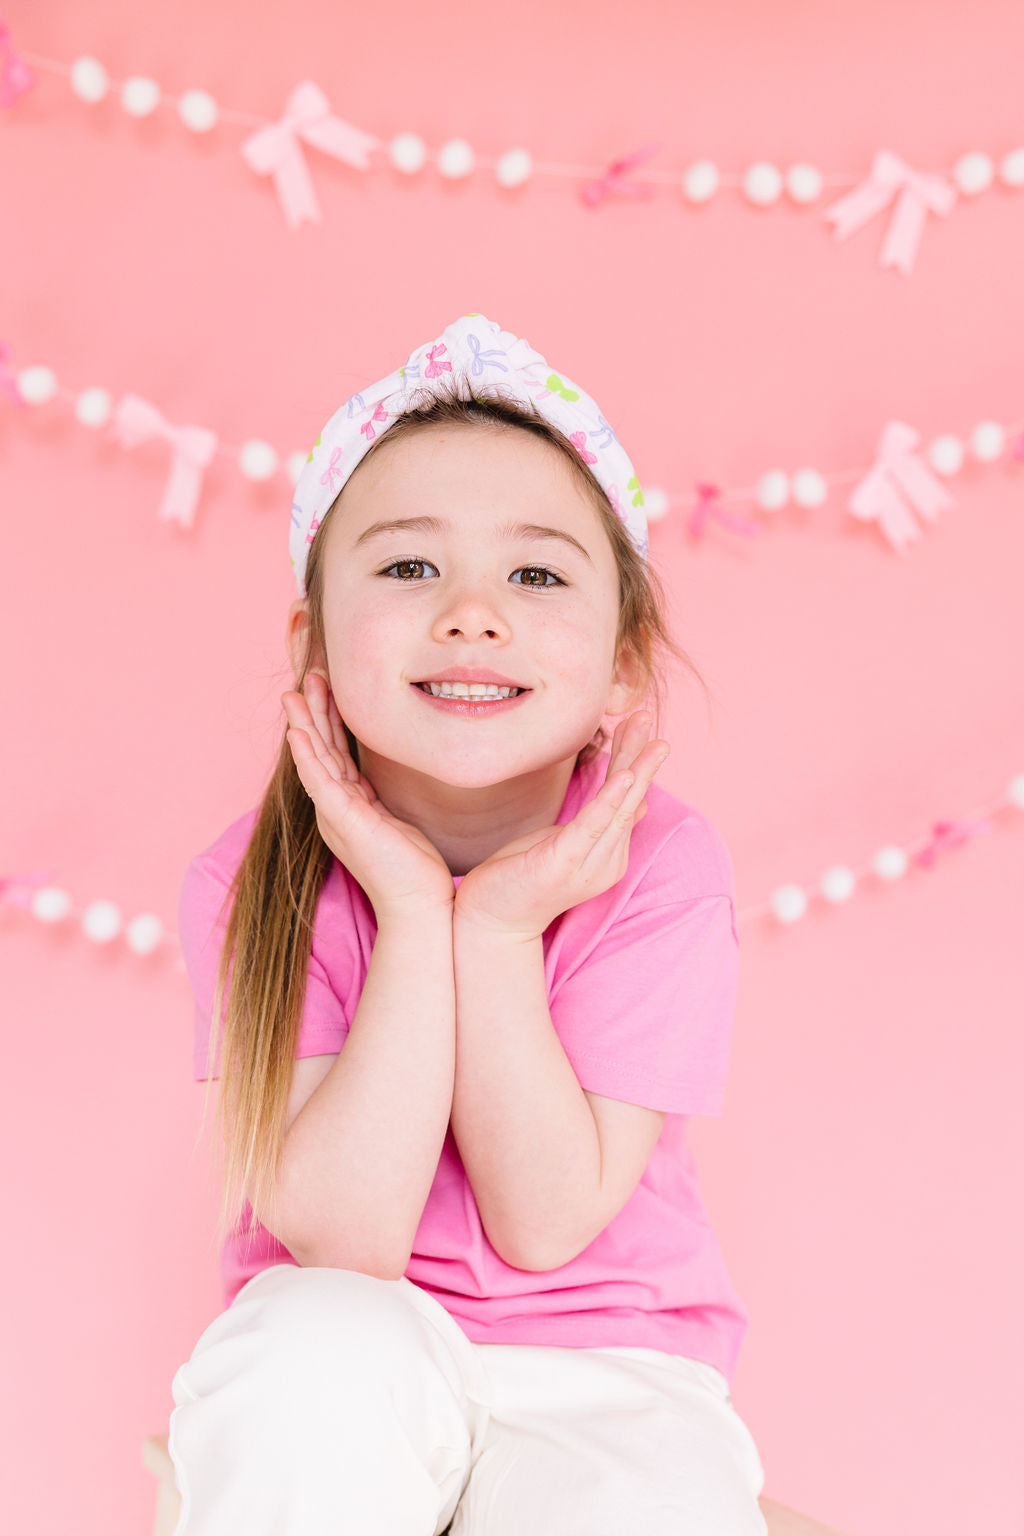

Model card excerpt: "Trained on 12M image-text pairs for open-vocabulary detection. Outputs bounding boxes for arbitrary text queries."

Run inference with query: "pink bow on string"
[110,395,219,530]
[846,420,956,553]
[824,148,958,276]
[0,22,35,108]
[241,81,381,229]
[912,817,993,869]
[0,341,25,406]
[581,143,662,208]
[0,871,56,910]
[688,481,762,540]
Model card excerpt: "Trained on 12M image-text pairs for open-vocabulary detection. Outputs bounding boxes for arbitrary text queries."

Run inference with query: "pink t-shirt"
[178,749,750,1383]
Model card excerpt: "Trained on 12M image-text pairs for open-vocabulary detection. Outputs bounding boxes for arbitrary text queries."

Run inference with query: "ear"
[603,643,646,720]
[284,598,325,684]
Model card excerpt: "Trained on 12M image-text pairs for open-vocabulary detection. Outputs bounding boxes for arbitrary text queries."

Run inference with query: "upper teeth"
[423,682,521,698]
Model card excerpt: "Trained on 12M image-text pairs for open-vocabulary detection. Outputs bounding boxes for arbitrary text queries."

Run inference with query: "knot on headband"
[288,312,649,597]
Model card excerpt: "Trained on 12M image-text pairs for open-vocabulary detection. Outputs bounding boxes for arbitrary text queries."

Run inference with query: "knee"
[222,1264,423,1380]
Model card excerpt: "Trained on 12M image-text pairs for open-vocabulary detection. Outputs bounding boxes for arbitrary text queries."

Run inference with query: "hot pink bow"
[0,870,56,910]
[110,395,219,530]
[824,148,958,276]
[581,143,661,208]
[912,817,992,869]
[0,22,35,109]
[0,340,24,406]
[846,420,955,553]
[241,81,380,229]
[688,481,762,540]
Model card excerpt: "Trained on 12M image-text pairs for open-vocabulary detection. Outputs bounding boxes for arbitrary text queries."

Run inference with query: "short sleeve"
[177,852,349,1082]
[549,893,739,1117]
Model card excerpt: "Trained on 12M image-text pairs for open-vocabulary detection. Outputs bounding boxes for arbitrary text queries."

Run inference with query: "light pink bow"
[824,148,958,276]
[241,81,380,229]
[846,420,955,552]
[688,481,762,540]
[111,395,219,530]
[581,142,661,208]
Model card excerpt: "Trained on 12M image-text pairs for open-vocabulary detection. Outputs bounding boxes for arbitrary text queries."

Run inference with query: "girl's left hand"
[453,710,670,942]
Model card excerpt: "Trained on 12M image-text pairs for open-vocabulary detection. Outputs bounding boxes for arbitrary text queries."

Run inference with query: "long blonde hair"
[194,375,708,1259]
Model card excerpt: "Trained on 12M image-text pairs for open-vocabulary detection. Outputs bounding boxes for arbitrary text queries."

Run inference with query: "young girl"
[169,314,769,1536]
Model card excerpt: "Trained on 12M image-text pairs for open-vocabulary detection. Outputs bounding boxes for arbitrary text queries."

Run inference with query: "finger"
[286,726,355,804]
[324,687,361,785]
[606,710,653,783]
[571,748,667,865]
[283,687,340,781]
[304,675,334,764]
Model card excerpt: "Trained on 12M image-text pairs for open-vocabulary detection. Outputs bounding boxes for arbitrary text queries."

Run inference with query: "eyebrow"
[351,516,593,566]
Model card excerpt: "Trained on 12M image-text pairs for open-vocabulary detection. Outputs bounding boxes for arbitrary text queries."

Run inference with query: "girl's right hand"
[281,674,455,924]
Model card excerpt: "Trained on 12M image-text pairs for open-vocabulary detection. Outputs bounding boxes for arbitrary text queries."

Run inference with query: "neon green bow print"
[627,474,645,507]
[546,373,579,401]
[305,430,322,465]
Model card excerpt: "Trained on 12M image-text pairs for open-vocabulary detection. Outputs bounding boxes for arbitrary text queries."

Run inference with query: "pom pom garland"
[2,776,1019,959]
[7,352,1021,553]
[8,39,1024,265]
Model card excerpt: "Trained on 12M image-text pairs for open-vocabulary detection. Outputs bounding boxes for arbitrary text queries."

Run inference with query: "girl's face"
[292,423,638,797]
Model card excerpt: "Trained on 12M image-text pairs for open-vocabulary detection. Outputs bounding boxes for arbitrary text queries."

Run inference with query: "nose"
[431,578,512,642]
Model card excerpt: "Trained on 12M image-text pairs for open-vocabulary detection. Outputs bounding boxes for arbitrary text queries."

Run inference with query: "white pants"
[169,1263,767,1536]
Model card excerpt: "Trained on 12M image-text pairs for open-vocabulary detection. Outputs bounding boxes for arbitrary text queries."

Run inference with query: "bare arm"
[450,917,603,1272]
[273,909,456,1279]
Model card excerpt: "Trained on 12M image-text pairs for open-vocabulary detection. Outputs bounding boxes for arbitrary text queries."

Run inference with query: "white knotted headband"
[288,312,650,597]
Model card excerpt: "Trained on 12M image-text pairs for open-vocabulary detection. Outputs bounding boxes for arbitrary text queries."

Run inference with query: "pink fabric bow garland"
[241,81,380,229]
[846,420,956,553]
[111,395,219,530]
[824,148,958,276]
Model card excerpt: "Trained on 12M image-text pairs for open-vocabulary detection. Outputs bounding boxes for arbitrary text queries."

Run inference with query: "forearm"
[277,909,456,1279]
[450,914,601,1271]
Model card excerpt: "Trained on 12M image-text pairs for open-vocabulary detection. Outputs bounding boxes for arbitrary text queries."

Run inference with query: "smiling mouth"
[414,683,529,698]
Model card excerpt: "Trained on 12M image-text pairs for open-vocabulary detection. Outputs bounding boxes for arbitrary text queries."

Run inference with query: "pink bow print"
[824,148,958,276]
[568,430,598,465]
[360,401,388,442]
[241,81,381,229]
[846,420,955,553]
[424,343,453,379]
[111,395,219,530]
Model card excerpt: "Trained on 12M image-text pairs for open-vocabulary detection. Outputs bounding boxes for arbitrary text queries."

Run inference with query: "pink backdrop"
[2,2,1022,1533]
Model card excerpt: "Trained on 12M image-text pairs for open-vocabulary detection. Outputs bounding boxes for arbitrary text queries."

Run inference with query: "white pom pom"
[121,76,161,117]
[770,884,807,924]
[31,886,72,923]
[16,366,57,404]
[999,147,1024,188]
[437,139,475,178]
[286,450,307,485]
[126,913,164,954]
[642,487,669,522]
[82,899,122,943]
[791,468,827,509]
[178,89,218,133]
[785,163,822,203]
[820,865,856,903]
[390,132,427,174]
[970,420,1005,462]
[75,387,112,428]
[743,162,783,206]
[953,151,994,196]
[681,160,719,203]
[756,470,790,512]
[872,845,908,880]
[928,434,964,476]
[239,440,278,480]
[495,148,533,188]
[1007,773,1024,809]
[71,57,109,103]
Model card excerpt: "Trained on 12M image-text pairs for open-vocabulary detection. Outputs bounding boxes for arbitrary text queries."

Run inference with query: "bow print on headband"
[288,313,649,596]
